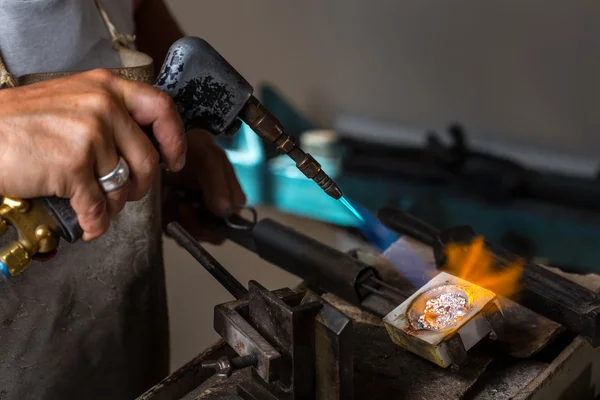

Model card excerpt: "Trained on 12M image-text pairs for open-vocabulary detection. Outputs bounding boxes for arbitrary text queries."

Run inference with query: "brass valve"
[0,197,61,277]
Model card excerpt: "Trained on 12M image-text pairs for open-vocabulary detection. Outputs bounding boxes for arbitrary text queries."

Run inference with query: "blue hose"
[0,259,10,278]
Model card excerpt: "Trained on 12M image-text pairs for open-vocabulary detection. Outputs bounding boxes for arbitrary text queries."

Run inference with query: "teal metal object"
[268,153,359,226]
[216,122,265,205]
[261,84,363,225]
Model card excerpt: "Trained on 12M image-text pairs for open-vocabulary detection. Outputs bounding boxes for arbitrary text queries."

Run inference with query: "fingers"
[69,173,109,242]
[179,130,244,216]
[197,152,246,217]
[83,72,174,216]
[162,188,224,244]
[114,78,187,172]
[0,70,188,244]
[222,156,246,206]
[177,203,225,245]
[198,153,230,216]
[112,116,160,202]
[88,124,129,219]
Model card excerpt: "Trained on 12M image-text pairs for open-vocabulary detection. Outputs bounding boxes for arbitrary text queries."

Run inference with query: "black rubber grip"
[43,197,83,243]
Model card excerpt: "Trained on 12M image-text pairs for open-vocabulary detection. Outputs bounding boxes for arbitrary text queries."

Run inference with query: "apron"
[0,2,169,399]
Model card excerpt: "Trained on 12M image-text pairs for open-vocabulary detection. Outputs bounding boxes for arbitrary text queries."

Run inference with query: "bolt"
[230,354,258,370]
[201,354,257,378]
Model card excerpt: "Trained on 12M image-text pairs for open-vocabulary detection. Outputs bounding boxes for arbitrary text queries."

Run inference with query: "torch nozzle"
[240,96,343,200]
[296,152,343,200]
[316,171,343,200]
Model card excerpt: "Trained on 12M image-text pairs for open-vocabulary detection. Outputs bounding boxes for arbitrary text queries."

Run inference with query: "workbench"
[140,236,600,400]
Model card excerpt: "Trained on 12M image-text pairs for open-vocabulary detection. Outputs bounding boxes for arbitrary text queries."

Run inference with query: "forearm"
[134,0,185,73]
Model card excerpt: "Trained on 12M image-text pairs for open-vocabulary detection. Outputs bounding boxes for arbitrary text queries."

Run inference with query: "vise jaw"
[212,281,354,400]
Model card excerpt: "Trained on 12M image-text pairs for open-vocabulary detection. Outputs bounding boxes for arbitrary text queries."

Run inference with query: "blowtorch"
[0,36,343,278]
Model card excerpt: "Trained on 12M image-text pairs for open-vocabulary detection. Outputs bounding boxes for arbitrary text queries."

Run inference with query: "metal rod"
[166,222,249,300]
[367,277,408,298]
[376,206,439,246]
[361,284,404,304]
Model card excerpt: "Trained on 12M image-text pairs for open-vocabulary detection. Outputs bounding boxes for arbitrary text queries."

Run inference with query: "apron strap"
[0,51,17,89]
[0,0,153,88]
[94,0,136,49]
[93,0,153,70]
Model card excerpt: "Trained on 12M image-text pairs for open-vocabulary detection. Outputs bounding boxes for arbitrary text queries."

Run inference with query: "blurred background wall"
[167,0,599,157]
[162,0,600,371]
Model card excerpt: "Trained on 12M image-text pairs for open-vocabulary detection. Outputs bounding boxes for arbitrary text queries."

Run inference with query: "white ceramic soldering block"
[383,272,503,368]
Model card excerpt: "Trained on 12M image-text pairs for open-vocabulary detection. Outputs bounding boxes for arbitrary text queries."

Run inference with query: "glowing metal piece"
[411,285,470,330]
[383,272,505,368]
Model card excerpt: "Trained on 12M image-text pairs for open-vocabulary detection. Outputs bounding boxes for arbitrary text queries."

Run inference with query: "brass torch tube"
[239,96,343,200]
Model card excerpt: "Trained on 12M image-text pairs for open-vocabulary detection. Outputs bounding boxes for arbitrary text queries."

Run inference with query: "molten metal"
[410,285,470,331]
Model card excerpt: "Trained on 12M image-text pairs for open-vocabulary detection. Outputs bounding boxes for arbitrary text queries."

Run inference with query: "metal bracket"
[213,282,355,399]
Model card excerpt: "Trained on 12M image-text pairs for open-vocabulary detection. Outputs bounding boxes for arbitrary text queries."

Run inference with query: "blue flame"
[340,196,365,222]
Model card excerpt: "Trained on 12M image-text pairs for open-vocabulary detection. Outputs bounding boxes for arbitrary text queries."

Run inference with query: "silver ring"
[98,157,130,192]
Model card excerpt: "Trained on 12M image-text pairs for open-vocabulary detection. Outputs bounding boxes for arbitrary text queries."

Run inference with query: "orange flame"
[441,236,523,298]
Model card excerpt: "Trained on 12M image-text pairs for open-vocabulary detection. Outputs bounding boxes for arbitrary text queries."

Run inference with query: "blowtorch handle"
[41,37,255,243]
[42,197,83,243]
[42,128,161,242]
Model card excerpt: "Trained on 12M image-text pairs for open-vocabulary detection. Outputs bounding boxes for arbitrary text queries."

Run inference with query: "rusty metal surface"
[141,234,600,400]
[324,293,495,399]
[496,297,564,358]
[247,280,321,397]
[183,295,495,400]
[143,287,584,400]
[513,337,599,400]
[137,340,235,400]
[303,292,354,400]
[187,285,355,399]
[181,374,230,400]
[187,369,253,399]
[465,359,547,400]
[187,369,288,399]
[214,297,283,383]
[353,323,494,400]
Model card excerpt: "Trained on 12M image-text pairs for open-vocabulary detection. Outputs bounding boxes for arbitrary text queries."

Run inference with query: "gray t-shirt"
[0,1,169,399]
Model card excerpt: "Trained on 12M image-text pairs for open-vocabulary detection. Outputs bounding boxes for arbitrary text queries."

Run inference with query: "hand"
[0,69,186,241]
[162,129,246,244]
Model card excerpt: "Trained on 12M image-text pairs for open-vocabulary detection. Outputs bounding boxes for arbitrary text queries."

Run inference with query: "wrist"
[0,87,17,114]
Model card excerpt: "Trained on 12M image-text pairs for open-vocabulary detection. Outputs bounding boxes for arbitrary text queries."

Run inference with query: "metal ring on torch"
[224,205,257,231]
